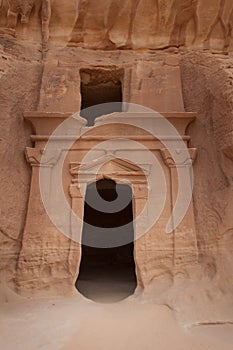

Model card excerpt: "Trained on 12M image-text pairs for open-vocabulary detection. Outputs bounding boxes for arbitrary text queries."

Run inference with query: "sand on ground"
[0,283,233,350]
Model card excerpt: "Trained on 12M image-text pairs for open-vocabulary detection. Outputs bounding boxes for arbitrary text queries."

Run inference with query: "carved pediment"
[100,158,146,175]
[70,154,150,178]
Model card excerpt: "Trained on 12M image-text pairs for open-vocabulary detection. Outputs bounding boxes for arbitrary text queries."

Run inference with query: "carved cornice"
[24,111,87,136]
[94,112,196,136]
[160,148,197,168]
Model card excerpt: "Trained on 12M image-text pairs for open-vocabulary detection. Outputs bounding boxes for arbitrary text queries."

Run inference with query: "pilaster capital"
[160,148,197,168]
[25,147,61,167]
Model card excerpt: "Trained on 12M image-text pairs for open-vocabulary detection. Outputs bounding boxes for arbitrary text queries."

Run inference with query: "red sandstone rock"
[0,1,232,327]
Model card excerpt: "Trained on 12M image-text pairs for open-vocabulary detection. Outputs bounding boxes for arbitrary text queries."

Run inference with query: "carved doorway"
[80,68,123,125]
[75,179,137,302]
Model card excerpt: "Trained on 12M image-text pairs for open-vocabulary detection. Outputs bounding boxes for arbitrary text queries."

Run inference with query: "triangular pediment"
[101,158,142,174]
[70,154,149,175]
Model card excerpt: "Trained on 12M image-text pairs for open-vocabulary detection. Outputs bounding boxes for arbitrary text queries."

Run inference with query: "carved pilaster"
[69,183,86,244]
[132,183,148,199]
[69,183,87,199]
[160,147,198,270]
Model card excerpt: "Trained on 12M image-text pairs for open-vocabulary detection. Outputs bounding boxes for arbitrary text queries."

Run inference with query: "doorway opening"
[80,68,123,125]
[75,179,137,303]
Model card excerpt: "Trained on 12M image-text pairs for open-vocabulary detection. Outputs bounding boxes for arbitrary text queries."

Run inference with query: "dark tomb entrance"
[80,68,123,125]
[76,179,137,302]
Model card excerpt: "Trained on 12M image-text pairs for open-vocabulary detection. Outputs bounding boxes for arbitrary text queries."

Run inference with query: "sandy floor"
[1,288,233,350]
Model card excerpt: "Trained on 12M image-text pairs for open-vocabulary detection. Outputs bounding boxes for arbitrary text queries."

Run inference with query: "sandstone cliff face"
[0,0,233,51]
[181,53,233,292]
[0,1,232,311]
[153,53,233,322]
[0,41,42,286]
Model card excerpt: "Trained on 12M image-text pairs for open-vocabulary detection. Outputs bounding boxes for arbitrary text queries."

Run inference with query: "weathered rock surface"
[0,41,42,287]
[180,52,233,294]
[0,0,233,51]
[0,1,232,322]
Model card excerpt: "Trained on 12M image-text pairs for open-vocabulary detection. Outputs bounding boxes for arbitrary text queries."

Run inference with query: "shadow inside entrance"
[75,179,137,303]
